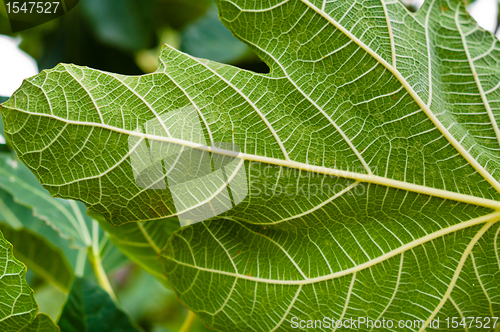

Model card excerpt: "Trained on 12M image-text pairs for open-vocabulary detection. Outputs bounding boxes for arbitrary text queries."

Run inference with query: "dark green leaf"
[80,0,154,51]
[180,4,249,63]
[58,277,141,332]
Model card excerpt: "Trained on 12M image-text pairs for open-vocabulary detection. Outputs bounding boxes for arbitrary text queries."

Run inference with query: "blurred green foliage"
[0,0,268,75]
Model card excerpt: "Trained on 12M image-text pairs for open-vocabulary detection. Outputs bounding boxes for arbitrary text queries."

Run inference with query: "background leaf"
[0,186,79,267]
[58,277,141,332]
[0,224,73,292]
[180,3,249,64]
[0,153,92,248]
[99,218,179,285]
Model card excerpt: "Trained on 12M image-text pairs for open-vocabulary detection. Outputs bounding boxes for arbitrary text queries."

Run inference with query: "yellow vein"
[420,220,496,331]
[380,0,396,68]
[165,211,500,285]
[270,285,302,332]
[333,273,356,332]
[6,106,500,209]
[455,4,500,148]
[162,159,244,219]
[137,221,160,253]
[495,225,500,270]
[371,252,404,330]
[470,252,494,317]
[449,297,468,332]
[424,0,437,107]
[301,0,500,195]
[258,181,360,225]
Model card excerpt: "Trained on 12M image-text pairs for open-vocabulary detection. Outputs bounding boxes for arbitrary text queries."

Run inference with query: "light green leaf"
[0,153,92,248]
[0,186,79,269]
[0,184,127,290]
[99,218,179,284]
[0,160,127,289]
[2,0,500,331]
[58,277,141,332]
[0,230,58,332]
[0,224,73,292]
[18,314,59,332]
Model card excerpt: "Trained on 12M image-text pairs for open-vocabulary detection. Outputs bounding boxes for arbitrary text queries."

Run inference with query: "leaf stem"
[179,311,196,332]
[87,245,117,302]
[88,220,117,302]
[75,248,87,277]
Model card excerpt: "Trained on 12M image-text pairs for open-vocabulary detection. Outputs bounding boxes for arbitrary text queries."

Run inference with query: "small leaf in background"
[0,153,92,248]
[99,218,179,285]
[0,186,79,269]
[0,224,73,292]
[154,0,211,30]
[0,230,58,332]
[180,4,248,64]
[80,0,154,52]
[58,277,142,332]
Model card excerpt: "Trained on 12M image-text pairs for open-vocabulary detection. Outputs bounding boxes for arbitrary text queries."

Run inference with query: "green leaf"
[18,314,59,332]
[155,0,211,30]
[3,0,500,331]
[0,230,58,332]
[99,218,179,284]
[0,186,79,269]
[58,277,141,332]
[0,161,127,288]
[0,107,10,152]
[0,224,73,292]
[180,3,249,64]
[0,153,92,248]
[80,0,154,51]
[0,184,127,290]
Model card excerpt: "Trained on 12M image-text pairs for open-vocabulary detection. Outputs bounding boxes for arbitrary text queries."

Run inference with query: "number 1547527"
[5,2,60,14]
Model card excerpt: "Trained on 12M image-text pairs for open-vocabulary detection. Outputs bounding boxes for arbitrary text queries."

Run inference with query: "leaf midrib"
[6,105,500,211]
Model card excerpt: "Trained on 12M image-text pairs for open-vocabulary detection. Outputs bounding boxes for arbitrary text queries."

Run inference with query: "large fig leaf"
[2,0,500,331]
